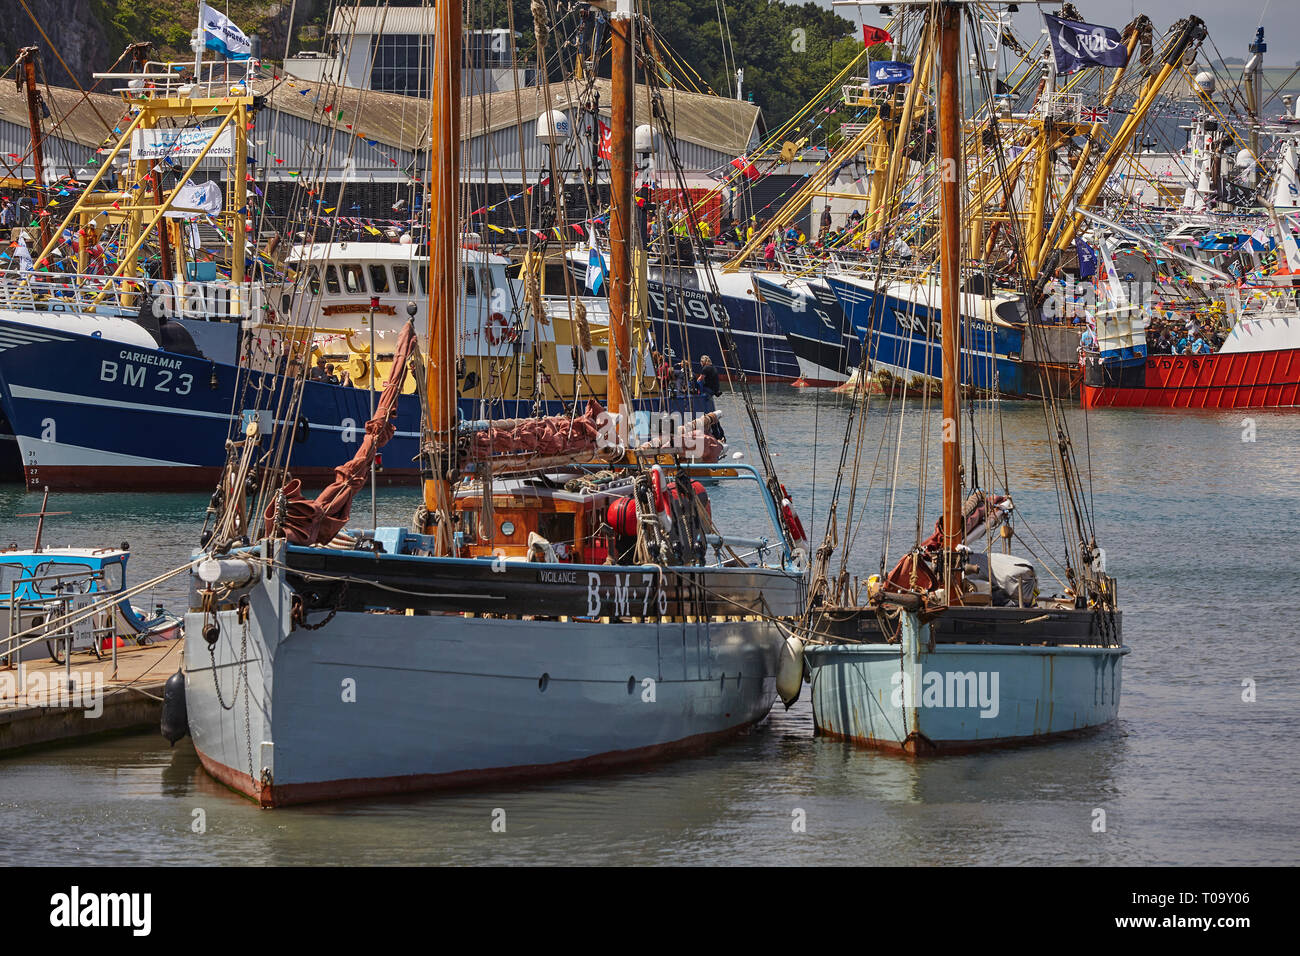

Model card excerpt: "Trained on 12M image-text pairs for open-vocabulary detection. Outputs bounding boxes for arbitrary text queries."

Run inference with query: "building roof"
[0,82,124,151]
[2,71,759,175]
[462,77,761,158]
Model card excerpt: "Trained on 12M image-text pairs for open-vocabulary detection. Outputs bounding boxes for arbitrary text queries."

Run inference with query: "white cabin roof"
[287,242,509,266]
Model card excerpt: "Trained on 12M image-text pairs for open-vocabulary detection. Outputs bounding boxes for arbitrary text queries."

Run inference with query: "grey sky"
[818,1,1297,66]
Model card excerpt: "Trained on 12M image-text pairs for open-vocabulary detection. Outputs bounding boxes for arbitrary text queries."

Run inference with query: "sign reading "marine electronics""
[130,126,234,161]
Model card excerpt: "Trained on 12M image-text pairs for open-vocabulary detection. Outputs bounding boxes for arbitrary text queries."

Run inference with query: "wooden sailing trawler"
[800,1,1128,754]
[181,0,806,807]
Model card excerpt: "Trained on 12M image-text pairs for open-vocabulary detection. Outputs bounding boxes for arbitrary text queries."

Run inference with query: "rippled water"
[1,390,1297,865]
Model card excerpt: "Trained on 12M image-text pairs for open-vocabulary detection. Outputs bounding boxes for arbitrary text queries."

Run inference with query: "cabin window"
[325,266,341,294]
[306,266,322,295]
[500,519,516,538]
[341,264,365,294]
[464,267,477,298]
[538,512,575,547]
[544,264,567,294]
[102,561,124,592]
[32,562,96,593]
[418,262,429,293]
[596,348,608,372]
[369,265,389,293]
[0,563,25,594]
[393,264,411,294]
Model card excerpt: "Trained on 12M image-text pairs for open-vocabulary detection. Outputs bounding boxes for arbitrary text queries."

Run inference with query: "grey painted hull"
[183,550,797,806]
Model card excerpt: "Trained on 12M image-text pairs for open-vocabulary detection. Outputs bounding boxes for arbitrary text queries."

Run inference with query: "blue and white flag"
[14,233,33,272]
[200,2,252,60]
[585,236,607,293]
[868,61,913,86]
[1044,14,1126,74]
[1075,237,1098,279]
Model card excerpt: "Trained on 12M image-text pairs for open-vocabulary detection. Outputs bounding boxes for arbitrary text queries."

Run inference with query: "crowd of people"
[1143,315,1227,355]
[651,349,722,399]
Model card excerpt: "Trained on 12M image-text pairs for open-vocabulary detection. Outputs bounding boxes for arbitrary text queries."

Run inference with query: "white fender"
[776,635,805,709]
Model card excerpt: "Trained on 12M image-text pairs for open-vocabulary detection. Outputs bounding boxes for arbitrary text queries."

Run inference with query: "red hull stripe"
[815,721,1115,755]
[1083,348,1300,408]
[195,720,758,807]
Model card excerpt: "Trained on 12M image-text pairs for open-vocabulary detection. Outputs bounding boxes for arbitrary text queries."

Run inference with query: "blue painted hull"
[805,613,1127,752]
[754,276,857,385]
[0,315,711,491]
[645,275,801,383]
[822,275,1027,395]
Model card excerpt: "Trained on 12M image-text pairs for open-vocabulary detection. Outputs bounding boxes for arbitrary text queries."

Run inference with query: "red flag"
[730,156,760,181]
[863,26,893,46]
[597,120,612,160]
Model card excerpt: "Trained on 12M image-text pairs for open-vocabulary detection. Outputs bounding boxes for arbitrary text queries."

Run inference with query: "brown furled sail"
[269,322,418,545]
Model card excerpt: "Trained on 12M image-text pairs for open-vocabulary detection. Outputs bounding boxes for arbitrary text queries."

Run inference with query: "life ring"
[486,311,508,346]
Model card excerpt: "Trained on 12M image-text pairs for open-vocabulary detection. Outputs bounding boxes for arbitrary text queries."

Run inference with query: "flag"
[585,235,607,293]
[200,2,253,60]
[1043,14,1126,74]
[1081,106,1111,123]
[867,61,913,86]
[863,26,893,46]
[730,156,760,180]
[14,233,33,272]
[596,120,612,160]
[1075,237,1098,279]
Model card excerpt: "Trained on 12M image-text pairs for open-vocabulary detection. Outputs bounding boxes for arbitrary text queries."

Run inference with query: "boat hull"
[805,610,1127,753]
[645,273,801,383]
[1081,347,1300,408]
[0,315,711,492]
[183,544,798,806]
[824,276,1027,396]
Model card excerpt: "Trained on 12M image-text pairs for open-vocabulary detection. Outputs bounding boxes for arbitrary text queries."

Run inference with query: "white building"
[284,7,532,97]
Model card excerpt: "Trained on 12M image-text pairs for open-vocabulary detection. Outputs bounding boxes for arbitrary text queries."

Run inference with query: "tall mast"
[17,47,51,251]
[937,3,963,579]
[423,0,463,555]
[606,0,634,418]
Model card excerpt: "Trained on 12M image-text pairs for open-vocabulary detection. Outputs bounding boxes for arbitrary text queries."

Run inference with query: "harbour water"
[1,390,1297,865]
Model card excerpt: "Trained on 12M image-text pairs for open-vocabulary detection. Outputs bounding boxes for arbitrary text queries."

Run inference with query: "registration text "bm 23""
[100,361,194,395]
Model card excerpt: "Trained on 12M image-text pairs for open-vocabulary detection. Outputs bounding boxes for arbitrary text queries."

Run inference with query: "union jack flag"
[1081,106,1111,123]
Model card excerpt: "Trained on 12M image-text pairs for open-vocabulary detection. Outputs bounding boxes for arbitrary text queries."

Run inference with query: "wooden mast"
[606,0,634,419]
[422,0,463,555]
[17,48,51,251]
[937,2,964,584]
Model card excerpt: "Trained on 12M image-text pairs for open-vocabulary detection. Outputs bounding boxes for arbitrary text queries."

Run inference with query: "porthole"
[500,520,515,537]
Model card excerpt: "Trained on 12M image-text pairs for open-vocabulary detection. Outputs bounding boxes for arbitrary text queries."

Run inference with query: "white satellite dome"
[1236,148,1254,168]
[634,123,657,154]
[1194,71,1215,93]
[535,109,571,146]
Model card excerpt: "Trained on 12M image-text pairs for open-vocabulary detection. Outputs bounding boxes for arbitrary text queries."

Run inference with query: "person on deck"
[696,355,721,397]
[763,239,777,268]
[309,355,330,382]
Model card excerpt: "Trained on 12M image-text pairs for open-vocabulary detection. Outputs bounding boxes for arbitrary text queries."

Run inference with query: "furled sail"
[268,321,418,545]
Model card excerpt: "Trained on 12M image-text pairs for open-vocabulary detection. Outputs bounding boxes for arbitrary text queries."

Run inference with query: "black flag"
[1044,14,1127,73]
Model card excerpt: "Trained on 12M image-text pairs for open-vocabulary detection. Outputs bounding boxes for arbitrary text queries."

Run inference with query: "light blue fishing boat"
[800,0,1128,754]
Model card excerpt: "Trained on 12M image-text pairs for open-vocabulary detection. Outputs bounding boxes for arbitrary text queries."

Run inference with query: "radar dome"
[535,110,571,146]
[1194,71,1215,93]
